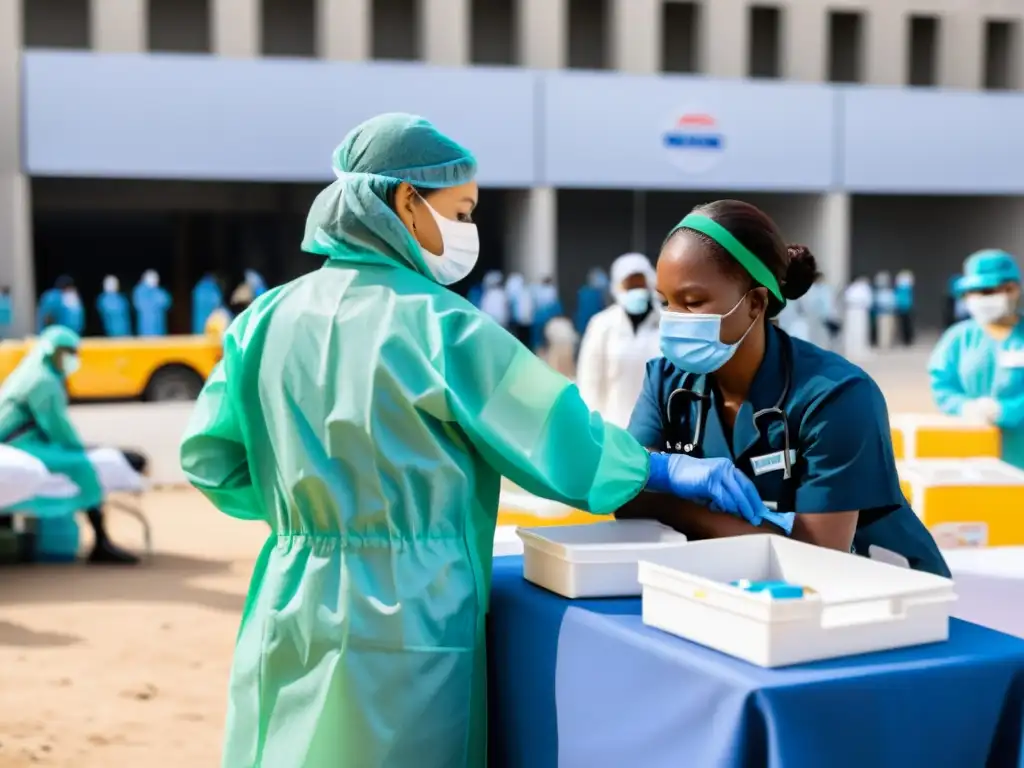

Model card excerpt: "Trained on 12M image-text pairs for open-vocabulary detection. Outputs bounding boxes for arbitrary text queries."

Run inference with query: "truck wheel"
[143,365,204,402]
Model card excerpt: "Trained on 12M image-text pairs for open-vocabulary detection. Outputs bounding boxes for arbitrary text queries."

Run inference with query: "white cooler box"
[639,535,956,667]
[517,520,689,598]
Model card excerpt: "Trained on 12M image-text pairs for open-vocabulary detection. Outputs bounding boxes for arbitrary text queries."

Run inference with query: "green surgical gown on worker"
[180,182,650,764]
[0,326,102,516]
[930,316,1024,469]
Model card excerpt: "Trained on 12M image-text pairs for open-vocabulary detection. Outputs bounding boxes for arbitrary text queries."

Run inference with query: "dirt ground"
[0,343,940,767]
[0,490,265,767]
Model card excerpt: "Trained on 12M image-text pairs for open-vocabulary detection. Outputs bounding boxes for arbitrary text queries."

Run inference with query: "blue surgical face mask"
[660,295,759,374]
[617,287,650,315]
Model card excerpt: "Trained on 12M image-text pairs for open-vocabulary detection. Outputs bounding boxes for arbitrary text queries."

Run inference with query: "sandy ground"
[0,491,264,767]
[0,341,947,767]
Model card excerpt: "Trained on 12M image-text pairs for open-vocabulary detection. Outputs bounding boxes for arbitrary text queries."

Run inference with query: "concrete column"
[518,0,567,68]
[421,0,469,66]
[505,188,557,281]
[938,11,984,89]
[814,193,851,290]
[782,1,827,81]
[865,6,907,85]
[0,0,34,333]
[699,0,747,78]
[609,0,660,74]
[317,0,371,60]
[212,0,260,57]
[90,0,147,52]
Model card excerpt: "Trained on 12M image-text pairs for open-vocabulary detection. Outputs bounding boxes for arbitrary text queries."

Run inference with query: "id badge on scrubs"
[750,450,797,476]
[998,350,1024,369]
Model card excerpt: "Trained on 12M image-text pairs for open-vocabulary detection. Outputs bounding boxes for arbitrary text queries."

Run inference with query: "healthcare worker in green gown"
[0,325,138,563]
[930,249,1024,469]
[179,113,768,768]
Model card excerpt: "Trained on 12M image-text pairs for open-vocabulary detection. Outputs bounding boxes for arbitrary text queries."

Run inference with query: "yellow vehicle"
[0,334,221,402]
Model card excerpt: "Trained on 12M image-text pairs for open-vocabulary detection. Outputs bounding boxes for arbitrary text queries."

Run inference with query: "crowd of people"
[3,110,1024,764]
[32,269,269,338]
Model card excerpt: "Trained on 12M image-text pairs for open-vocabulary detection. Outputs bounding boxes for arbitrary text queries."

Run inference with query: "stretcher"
[0,446,152,558]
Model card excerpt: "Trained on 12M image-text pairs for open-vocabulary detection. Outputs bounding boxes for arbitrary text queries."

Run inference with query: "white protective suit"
[576,253,661,428]
[844,278,874,360]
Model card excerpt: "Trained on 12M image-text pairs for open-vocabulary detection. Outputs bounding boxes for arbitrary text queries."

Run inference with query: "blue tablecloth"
[488,556,1024,768]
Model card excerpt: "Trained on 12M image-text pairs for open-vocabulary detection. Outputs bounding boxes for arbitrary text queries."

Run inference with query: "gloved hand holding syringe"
[645,451,795,535]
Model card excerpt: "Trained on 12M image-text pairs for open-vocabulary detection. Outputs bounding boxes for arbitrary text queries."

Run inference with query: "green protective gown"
[179,113,651,768]
[0,325,102,516]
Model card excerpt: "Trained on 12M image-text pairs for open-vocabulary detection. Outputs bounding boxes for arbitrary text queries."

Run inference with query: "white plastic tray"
[517,520,689,598]
[639,535,956,667]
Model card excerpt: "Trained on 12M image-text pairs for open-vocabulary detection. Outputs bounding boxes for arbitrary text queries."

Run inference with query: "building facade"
[5,0,1024,332]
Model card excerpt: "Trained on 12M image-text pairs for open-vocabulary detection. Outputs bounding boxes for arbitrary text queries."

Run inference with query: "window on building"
[748,5,781,78]
[828,11,863,83]
[567,0,609,70]
[148,0,210,53]
[908,15,939,87]
[984,20,1020,90]
[662,1,699,73]
[371,0,420,60]
[261,0,315,57]
[23,0,89,49]
[470,0,516,65]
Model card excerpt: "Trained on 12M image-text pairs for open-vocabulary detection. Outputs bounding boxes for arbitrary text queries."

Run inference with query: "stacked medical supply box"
[889,413,1000,461]
[898,458,1024,547]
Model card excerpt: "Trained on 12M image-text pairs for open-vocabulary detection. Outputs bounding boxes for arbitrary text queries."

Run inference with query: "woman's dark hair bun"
[781,244,819,301]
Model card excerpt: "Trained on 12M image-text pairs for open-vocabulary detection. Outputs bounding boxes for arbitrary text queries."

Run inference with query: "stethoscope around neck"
[663,331,796,483]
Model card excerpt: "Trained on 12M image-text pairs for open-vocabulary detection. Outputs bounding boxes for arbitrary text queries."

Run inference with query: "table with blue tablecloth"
[487,556,1024,768]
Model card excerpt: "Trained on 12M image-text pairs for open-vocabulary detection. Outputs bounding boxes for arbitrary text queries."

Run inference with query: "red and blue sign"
[662,111,725,174]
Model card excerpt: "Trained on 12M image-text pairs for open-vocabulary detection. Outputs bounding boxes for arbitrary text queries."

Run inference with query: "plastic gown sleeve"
[28,378,85,449]
[928,331,969,416]
[443,310,649,514]
[993,394,1024,429]
[180,361,261,521]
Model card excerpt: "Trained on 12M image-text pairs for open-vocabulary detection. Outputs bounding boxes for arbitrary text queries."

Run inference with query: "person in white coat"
[844,276,874,360]
[576,253,661,427]
[479,270,509,328]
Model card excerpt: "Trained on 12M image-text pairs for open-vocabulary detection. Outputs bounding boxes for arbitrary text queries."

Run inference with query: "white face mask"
[965,293,1014,325]
[143,271,159,288]
[417,198,480,286]
[61,290,81,309]
[62,353,81,376]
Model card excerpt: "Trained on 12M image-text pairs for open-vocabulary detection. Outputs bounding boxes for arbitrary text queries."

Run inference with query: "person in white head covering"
[479,270,509,328]
[874,271,897,350]
[895,270,915,346]
[504,272,534,345]
[843,276,874,360]
[576,253,661,427]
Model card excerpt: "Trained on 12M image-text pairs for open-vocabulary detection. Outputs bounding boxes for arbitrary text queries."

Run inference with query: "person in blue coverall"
[531,276,565,350]
[575,267,609,334]
[0,286,11,338]
[97,275,131,336]
[617,199,949,576]
[133,270,172,336]
[37,276,84,334]
[192,274,223,334]
[930,249,1024,470]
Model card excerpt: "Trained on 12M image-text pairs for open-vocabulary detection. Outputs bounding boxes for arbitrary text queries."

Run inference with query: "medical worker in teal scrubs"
[619,199,949,576]
[930,249,1024,470]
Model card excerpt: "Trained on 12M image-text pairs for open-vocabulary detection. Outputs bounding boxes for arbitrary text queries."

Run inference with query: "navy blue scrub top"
[627,325,951,577]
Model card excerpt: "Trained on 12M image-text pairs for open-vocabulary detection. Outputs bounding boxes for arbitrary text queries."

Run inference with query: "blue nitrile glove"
[647,452,766,526]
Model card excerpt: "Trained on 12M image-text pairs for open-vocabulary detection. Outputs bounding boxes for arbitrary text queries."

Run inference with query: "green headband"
[674,214,786,305]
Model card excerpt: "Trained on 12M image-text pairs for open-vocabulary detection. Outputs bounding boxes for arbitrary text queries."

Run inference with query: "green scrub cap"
[302,113,477,279]
[672,214,786,305]
[37,325,80,356]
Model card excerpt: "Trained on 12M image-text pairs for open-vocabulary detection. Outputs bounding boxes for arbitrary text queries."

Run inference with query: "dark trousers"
[899,312,915,346]
[509,321,532,348]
